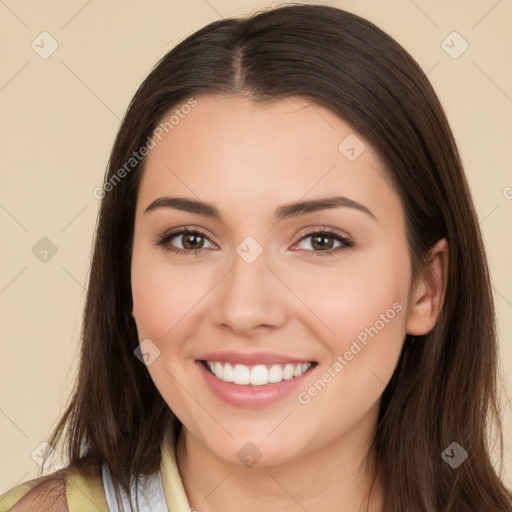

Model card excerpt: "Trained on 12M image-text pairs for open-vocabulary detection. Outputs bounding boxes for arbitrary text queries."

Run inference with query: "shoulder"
[0,467,108,512]
[1,477,67,512]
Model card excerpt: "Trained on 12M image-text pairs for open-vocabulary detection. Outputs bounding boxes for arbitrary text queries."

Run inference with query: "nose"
[212,247,288,337]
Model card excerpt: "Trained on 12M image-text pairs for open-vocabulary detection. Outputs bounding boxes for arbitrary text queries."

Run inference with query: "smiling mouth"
[200,360,316,386]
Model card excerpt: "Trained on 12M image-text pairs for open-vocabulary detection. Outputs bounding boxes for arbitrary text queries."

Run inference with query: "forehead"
[137,94,401,222]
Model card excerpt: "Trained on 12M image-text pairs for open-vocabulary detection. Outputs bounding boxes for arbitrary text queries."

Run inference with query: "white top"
[102,462,169,512]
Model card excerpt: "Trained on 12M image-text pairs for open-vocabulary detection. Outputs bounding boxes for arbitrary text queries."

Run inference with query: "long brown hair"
[36,4,511,511]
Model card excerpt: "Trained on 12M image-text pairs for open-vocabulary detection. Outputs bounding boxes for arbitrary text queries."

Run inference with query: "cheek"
[131,247,205,426]
[131,269,176,339]
[290,247,410,404]
[294,257,409,422]
[283,248,410,348]
[330,273,407,355]
[131,246,207,340]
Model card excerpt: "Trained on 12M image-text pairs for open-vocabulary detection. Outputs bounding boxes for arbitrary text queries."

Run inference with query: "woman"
[1,3,511,511]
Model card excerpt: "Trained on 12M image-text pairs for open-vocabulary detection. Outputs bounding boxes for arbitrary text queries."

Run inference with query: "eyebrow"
[144,195,376,222]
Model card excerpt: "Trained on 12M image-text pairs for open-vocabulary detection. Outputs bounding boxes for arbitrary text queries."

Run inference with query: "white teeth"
[233,364,250,385]
[250,365,268,386]
[222,362,234,382]
[283,363,294,380]
[206,360,312,386]
[214,362,223,380]
[268,364,283,383]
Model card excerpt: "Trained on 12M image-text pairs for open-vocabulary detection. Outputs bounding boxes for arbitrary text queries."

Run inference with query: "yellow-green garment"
[0,428,192,511]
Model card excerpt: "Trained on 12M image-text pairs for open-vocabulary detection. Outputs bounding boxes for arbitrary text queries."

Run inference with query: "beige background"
[1,0,511,493]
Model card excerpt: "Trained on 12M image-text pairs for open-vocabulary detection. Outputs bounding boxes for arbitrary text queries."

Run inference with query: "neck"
[175,412,383,512]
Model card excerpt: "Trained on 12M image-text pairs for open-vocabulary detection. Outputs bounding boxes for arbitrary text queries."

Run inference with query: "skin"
[130,95,448,512]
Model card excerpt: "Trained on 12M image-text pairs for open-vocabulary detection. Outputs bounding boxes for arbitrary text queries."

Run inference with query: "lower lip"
[196,361,315,407]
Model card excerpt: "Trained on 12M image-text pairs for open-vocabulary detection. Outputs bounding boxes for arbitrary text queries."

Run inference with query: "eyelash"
[154,227,354,257]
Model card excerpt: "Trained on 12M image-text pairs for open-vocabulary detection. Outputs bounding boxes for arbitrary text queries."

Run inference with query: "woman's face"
[131,94,419,467]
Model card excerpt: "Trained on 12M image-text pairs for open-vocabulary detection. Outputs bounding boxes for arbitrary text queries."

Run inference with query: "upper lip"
[198,351,315,366]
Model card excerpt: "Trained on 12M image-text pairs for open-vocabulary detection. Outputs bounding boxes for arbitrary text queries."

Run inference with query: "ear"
[406,238,449,335]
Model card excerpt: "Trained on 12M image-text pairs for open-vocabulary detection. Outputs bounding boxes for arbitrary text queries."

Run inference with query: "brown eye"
[310,234,336,250]
[156,228,216,255]
[294,230,354,257]
[181,232,205,250]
